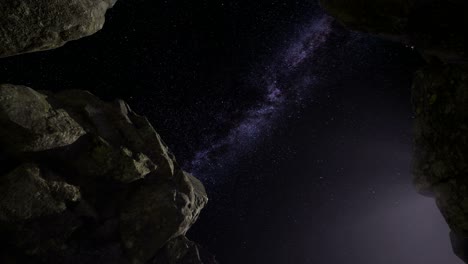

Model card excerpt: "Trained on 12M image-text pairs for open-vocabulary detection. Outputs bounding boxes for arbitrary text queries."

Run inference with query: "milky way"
[189,15,333,183]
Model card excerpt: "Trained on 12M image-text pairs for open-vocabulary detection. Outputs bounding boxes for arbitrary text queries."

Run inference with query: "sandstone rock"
[0,0,117,58]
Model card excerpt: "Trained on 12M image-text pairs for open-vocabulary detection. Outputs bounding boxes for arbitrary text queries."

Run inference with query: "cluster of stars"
[189,15,333,183]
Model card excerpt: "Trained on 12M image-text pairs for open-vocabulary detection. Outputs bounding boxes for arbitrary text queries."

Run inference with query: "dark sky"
[0,0,462,263]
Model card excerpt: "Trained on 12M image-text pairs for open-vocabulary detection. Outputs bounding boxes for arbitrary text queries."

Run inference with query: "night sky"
[0,0,463,263]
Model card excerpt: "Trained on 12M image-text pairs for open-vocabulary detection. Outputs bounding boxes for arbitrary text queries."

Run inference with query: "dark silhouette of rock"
[0,0,117,58]
[0,163,81,222]
[320,0,468,64]
[320,1,468,263]
[0,84,210,264]
[151,236,219,264]
[452,231,468,263]
[412,63,468,262]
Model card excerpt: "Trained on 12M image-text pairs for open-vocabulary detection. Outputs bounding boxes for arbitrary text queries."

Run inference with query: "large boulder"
[0,84,209,264]
[0,0,117,58]
[120,171,208,263]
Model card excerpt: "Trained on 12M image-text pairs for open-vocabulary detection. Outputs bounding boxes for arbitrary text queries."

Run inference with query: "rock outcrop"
[0,84,213,264]
[412,63,468,263]
[319,0,468,64]
[320,0,468,262]
[0,0,117,58]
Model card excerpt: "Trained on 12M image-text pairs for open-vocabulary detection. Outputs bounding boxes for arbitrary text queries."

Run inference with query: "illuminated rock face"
[0,0,117,58]
[320,0,468,262]
[0,85,213,264]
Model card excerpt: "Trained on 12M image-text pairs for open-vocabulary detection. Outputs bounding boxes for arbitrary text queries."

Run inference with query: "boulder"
[120,171,208,264]
[0,0,117,58]
[0,85,209,264]
[0,84,86,153]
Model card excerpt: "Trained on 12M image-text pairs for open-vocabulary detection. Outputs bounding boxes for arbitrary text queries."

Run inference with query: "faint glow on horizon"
[342,187,462,264]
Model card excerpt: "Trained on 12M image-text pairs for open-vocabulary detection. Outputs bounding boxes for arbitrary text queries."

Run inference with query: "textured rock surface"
[0,84,210,264]
[120,171,208,263]
[0,163,81,222]
[0,0,117,58]
[320,0,468,262]
[0,84,86,152]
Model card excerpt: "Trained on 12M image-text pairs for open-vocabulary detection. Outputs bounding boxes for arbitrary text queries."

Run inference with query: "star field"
[0,0,462,263]
[188,15,333,185]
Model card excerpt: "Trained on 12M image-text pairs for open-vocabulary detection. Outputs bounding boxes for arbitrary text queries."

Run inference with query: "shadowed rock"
[120,171,208,263]
[452,231,468,263]
[151,236,219,264]
[0,84,210,264]
[412,64,468,242]
[0,163,81,222]
[0,84,86,153]
[0,0,117,58]
[320,1,468,263]
[320,0,468,64]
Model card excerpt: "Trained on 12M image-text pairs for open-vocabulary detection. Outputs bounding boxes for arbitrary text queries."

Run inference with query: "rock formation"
[320,0,468,262]
[319,0,468,64]
[0,0,217,262]
[0,0,117,58]
[0,84,214,264]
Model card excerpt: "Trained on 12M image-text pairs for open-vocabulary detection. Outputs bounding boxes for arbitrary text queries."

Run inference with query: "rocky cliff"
[320,0,468,262]
[0,85,214,264]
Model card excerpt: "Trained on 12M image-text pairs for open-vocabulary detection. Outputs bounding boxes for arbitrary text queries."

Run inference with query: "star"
[188,15,333,184]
